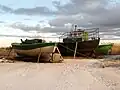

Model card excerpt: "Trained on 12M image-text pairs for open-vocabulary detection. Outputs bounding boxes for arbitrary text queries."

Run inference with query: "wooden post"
[37,48,41,63]
[6,47,13,59]
[74,42,78,59]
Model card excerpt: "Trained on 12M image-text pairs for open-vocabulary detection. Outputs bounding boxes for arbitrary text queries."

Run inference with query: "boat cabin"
[62,25,99,43]
[63,28,88,43]
[68,30,85,38]
[21,39,43,44]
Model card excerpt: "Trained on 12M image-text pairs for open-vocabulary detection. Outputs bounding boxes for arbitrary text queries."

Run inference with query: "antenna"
[74,24,77,31]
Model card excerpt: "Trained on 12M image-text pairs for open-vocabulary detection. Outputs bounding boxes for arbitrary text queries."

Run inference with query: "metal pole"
[74,42,78,59]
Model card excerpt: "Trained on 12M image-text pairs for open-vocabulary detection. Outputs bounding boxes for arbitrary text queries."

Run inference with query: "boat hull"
[57,38,100,56]
[95,44,113,55]
[14,46,55,57]
[11,43,63,62]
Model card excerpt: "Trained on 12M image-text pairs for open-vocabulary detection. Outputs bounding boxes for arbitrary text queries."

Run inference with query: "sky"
[0,0,120,44]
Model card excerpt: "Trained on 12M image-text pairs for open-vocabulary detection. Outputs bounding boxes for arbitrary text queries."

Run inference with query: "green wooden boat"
[95,44,113,55]
[11,39,63,62]
[57,25,100,57]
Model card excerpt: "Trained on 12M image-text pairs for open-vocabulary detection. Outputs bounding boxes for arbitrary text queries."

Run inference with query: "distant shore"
[99,40,120,45]
[0,39,120,47]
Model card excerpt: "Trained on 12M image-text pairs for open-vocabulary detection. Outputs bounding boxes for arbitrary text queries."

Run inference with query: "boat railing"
[58,28,99,41]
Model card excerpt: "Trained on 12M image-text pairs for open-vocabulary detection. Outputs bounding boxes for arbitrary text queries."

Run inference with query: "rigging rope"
[58,43,94,58]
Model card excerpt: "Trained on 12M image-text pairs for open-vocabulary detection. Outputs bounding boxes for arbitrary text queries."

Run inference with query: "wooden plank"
[74,42,78,59]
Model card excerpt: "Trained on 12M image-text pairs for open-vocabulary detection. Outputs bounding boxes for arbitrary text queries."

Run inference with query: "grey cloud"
[0,0,108,16]
[39,20,46,23]
[0,21,5,23]
[49,14,93,27]
[9,21,120,34]
[99,29,120,39]
[90,5,120,27]
[100,29,119,33]
[0,0,110,17]
[0,5,56,16]
[24,18,31,20]
[39,27,70,33]
[13,7,56,16]
[1,0,120,40]
[49,0,120,30]
[52,1,78,15]
[9,21,120,40]
[0,34,32,38]
[0,5,12,12]
[9,22,70,33]
[10,22,40,31]
[113,31,120,37]
[100,34,120,40]
[52,0,108,15]
[100,31,117,35]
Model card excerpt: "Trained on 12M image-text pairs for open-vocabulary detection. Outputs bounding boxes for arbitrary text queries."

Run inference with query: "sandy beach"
[0,59,120,90]
[0,39,120,90]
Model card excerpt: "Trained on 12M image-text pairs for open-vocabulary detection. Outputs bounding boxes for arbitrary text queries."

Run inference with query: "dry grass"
[0,47,15,60]
[111,44,120,55]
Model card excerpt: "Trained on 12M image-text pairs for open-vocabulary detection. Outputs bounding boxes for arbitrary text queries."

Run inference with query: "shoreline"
[0,39,120,48]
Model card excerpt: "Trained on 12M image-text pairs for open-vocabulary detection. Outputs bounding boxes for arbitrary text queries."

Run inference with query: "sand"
[0,59,120,90]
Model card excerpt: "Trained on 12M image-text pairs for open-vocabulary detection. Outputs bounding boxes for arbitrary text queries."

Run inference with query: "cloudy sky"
[0,0,120,40]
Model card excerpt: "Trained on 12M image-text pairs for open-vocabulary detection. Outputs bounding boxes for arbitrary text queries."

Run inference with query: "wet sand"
[0,59,120,90]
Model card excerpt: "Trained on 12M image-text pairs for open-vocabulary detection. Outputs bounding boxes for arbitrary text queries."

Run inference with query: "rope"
[58,43,94,58]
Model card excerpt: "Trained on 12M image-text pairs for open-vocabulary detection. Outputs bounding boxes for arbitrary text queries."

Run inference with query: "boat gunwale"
[11,42,57,50]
